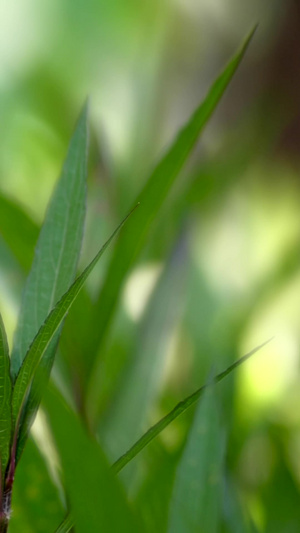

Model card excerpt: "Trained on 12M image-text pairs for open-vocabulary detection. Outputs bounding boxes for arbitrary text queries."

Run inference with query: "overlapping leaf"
[112,339,271,475]
[10,103,88,460]
[45,386,143,533]
[11,207,137,447]
[51,339,270,533]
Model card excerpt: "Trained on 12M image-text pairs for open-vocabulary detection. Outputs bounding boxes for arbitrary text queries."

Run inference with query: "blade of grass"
[0,314,12,483]
[11,206,138,455]
[55,514,73,533]
[86,27,257,397]
[111,338,272,475]
[11,102,88,381]
[167,386,223,533]
[45,386,143,533]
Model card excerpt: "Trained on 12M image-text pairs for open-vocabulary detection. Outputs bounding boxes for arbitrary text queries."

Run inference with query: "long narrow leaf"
[11,206,138,438]
[112,338,272,475]
[167,387,223,533]
[45,386,143,533]
[52,339,270,533]
[86,27,257,393]
[55,514,73,533]
[11,103,88,380]
[0,314,12,482]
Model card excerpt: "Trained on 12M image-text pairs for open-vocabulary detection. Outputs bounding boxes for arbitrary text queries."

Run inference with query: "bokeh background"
[1,0,300,531]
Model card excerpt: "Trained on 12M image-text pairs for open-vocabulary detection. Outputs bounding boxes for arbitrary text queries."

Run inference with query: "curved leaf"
[11,206,138,446]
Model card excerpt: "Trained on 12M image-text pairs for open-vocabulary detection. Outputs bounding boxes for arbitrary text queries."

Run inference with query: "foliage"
[0,24,282,532]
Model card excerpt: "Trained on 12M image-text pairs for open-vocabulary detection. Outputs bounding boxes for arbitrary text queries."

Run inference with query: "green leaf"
[11,206,137,450]
[167,386,223,533]
[100,234,188,468]
[111,338,272,475]
[86,27,257,392]
[11,102,88,381]
[0,314,12,482]
[53,339,270,533]
[44,386,143,533]
[9,437,64,533]
[55,514,73,533]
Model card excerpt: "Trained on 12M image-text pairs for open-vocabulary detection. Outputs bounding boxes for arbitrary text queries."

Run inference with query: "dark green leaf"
[45,386,143,533]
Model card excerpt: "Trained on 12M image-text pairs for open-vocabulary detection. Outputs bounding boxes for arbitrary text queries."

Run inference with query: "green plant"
[0,27,266,533]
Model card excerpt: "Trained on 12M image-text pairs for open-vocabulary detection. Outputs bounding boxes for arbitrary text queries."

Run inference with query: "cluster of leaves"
[0,28,267,532]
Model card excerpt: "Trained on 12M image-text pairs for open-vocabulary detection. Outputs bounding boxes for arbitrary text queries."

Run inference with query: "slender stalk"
[111,338,273,474]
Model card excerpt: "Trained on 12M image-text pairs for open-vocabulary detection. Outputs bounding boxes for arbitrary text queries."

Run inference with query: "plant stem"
[0,516,8,533]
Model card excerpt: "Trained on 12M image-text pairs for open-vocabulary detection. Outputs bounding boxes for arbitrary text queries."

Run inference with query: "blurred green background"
[1,0,300,531]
